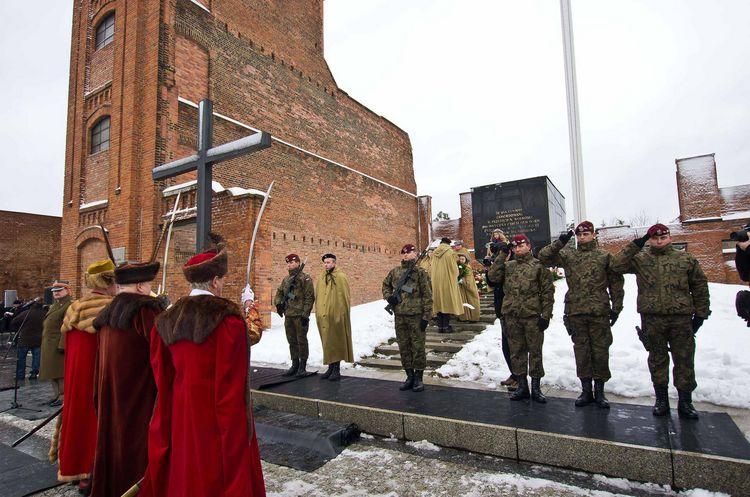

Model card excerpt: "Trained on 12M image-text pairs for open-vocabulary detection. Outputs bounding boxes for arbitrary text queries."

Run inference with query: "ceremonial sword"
[243,182,274,299]
[159,190,183,295]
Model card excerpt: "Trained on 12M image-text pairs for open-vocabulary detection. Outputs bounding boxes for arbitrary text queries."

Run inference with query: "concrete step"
[425,332,478,342]
[434,322,487,332]
[479,315,497,324]
[375,342,462,355]
[358,355,447,370]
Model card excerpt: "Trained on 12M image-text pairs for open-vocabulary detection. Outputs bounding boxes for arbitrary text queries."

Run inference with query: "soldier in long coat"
[383,244,433,392]
[39,279,72,406]
[456,253,481,322]
[538,221,624,408]
[430,238,463,333]
[489,234,554,403]
[612,223,710,419]
[315,253,353,381]
[90,258,165,497]
[273,253,315,376]
[55,260,116,490]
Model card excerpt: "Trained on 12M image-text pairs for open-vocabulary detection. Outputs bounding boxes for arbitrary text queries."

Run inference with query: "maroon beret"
[285,253,300,263]
[511,234,530,246]
[647,223,670,237]
[400,244,416,254]
[575,221,595,234]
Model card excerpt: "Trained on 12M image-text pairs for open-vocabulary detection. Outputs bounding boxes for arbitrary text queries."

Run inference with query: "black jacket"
[10,303,45,348]
[736,245,750,284]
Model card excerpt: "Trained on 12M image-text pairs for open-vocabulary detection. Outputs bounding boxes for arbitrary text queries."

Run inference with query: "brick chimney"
[676,154,721,221]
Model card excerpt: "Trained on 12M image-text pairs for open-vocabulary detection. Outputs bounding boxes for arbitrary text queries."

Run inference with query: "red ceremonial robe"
[57,292,112,481]
[90,293,164,497]
[139,294,265,497]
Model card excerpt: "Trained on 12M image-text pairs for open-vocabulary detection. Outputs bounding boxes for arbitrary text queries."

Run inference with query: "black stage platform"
[250,367,750,462]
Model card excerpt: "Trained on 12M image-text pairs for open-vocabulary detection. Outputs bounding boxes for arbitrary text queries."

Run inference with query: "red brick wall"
[676,155,722,221]
[81,150,110,202]
[0,211,62,300]
[175,35,208,103]
[417,195,432,250]
[87,42,115,93]
[458,192,474,251]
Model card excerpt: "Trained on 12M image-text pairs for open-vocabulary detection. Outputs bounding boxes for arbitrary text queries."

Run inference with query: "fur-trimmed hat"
[85,259,116,290]
[511,234,530,246]
[647,223,670,237]
[183,233,228,283]
[115,261,161,285]
[575,221,595,234]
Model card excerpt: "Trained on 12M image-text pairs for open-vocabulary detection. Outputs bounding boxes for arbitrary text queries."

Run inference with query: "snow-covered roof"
[162,180,266,199]
[79,199,108,211]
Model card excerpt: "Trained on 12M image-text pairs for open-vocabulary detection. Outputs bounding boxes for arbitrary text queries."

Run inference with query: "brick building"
[60,0,431,318]
[0,210,61,300]
[597,153,749,284]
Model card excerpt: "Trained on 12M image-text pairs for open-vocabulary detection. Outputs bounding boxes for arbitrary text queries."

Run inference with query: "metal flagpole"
[560,0,587,223]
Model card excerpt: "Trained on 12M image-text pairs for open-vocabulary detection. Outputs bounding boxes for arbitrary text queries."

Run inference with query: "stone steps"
[425,332,479,342]
[375,342,463,355]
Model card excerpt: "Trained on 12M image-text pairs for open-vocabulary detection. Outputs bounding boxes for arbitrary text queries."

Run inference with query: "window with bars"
[95,13,115,50]
[90,117,110,154]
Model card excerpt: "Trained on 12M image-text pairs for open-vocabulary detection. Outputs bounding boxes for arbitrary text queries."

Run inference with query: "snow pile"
[439,275,750,409]
[251,299,395,369]
[405,440,441,452]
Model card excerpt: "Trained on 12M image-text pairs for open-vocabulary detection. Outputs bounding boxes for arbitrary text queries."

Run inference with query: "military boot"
[652,384,670,417]
[399,369,415,391]
[531,378,547,404]
[575,378,594,407]
[510,376,530,401]
[677,390,699,419]
[412,370,425,392]
[320,363,334,380]
[328,361,341,381]
[594,380,610,409]
[283,358,299,377]
[296,358,308,377]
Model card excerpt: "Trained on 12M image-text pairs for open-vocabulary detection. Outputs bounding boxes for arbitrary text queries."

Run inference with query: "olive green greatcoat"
[488,252,554,319]
[538,239,624,316]
[315,267,354,364]
[457,263,481,322]
[430,244,464,316]
[39,296,72,381]
[273,269,315,317]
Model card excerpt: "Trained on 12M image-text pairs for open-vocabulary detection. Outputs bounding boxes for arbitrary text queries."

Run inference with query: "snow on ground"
[251,299,395,370]
[438,275,750,409]
[405,439,441,451]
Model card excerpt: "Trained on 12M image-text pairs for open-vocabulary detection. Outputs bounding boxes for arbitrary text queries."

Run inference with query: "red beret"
[285,253,300,263]
[647,223,670,237]
[511,234,530,246]
[400,244,416,254]
[575,221,595,234]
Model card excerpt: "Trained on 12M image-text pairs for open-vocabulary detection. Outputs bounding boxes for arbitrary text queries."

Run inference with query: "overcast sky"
[1,1,749,226]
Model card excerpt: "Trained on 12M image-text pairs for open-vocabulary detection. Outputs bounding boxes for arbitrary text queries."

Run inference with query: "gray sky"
[1,1,749,226]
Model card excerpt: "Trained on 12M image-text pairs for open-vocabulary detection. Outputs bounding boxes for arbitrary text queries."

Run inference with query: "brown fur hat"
[183,233,228,283]
[115,261,161,285]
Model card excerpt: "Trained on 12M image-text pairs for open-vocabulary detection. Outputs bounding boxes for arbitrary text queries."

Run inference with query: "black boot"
[328,361,341,381]
[531,377,547,404]
[594,379,610,409]
[412,370,424,392]
[283,358,299,377]
[575,378,594,407]
[510,375,530,401]
[652,384,670,417]
[437,313,446,333]
[677,390,699,419]
[399,369,415,391]
[320,363,334,379]
[296,358,308,377]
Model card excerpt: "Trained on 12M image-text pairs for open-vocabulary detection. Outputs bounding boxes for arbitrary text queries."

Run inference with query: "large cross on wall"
[152,99,272,251]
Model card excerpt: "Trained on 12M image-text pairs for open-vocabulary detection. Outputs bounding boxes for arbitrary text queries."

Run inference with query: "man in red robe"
[139,233,265,497]
[90,258,165,497]
[55,260,116,492]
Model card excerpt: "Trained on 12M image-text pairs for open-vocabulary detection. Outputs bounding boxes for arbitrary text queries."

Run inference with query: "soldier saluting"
[273,254,315,377]
[538,221,624,409]
[612,223,710,419]
[383,244,433,392]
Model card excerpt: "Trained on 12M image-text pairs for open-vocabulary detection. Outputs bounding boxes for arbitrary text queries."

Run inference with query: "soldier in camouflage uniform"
[488,234,555,402]
[612,224,710,419]
[274,253,315,377]
[383,244,433,392]
[539,221,624,409]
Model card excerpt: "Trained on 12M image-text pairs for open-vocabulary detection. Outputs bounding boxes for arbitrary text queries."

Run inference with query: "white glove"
[241,284,255,304]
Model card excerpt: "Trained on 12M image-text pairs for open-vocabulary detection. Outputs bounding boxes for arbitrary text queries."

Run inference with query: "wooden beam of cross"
[152,99,272,251]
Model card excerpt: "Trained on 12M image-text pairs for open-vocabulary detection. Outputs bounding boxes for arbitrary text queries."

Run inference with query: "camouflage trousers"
[395,314,426,370]
[284,316,310,360]
[642,314,696,392]
[505,315,545,378]
[565,314,613,381]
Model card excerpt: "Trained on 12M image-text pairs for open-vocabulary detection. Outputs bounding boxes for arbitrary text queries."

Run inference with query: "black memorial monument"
[471,176,566,260]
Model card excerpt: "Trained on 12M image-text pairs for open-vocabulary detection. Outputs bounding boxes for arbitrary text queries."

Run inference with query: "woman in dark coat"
[11,300,45,380]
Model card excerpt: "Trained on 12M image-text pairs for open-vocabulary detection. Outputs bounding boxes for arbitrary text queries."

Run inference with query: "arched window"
[95,13,115,50]
[90,117,111,154]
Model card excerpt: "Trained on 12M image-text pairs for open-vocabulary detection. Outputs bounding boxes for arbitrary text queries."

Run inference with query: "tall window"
[95,13,115,50]
[90,117,110,154]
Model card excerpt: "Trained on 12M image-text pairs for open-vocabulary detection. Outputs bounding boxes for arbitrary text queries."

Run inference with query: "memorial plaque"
[471,176,566,260]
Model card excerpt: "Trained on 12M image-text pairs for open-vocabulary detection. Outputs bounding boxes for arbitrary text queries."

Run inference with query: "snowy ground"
[252,276,750,409]
[438,275,750,409]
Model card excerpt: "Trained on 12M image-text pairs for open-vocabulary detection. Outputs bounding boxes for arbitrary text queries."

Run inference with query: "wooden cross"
[152,99,272,251]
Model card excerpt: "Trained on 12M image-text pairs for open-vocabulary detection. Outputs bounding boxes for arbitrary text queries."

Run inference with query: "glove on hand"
[691,316,705,334]
[609,311,620,326]
[497,242,510,255]
[559,230,574,245]
[633,233,651,248]
[538,317,550,332]
[386,295,399,306]
[276,305,284,318]
[481,257,492,267]
[420,319,429,332]
[301,316,309,327]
